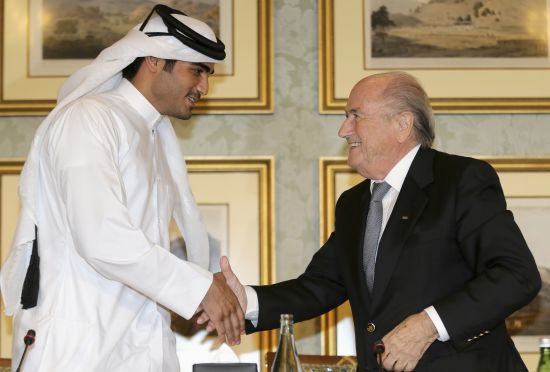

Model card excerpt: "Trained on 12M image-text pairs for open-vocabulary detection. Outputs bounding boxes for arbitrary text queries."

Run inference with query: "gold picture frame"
[0,0,273,115]
[319,157,550,368]
[0,157,277,369]
[318,0,550,113]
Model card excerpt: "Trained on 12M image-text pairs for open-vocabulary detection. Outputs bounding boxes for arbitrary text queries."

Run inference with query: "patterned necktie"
[363,181,391,294]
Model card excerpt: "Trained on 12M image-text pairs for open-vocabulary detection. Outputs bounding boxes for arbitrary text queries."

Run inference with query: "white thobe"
[12,79,212,372]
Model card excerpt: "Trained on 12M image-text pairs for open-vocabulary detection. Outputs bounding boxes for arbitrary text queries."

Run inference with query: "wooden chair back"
[265,352,357,371]
[0,358,11,372]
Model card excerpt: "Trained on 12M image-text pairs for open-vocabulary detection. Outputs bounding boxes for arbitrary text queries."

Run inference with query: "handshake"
[196,256,247,346]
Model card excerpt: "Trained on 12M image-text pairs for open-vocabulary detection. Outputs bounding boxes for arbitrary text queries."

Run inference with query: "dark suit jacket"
[248,148,541,372]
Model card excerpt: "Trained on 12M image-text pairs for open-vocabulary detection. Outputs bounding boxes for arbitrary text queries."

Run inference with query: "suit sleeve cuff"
[424,306,450,342]
[245,285,259,328]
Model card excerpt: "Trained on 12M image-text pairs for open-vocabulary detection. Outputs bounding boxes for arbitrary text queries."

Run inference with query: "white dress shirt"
[245,145,450,342]
[13,79,213,372]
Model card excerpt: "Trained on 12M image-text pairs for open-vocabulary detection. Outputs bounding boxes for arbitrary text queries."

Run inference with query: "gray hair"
[378,72,435,148]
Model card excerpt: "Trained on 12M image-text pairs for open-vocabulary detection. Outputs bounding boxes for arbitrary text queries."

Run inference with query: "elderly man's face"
[338,77,403,180]
[152,60,214,120]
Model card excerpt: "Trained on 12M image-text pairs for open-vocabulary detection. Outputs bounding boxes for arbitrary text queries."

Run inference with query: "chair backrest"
[193,362,258,372]
[265,352,357,371]
[0,358,11,372]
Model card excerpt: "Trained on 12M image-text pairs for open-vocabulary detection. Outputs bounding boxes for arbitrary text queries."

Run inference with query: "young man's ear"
[143,56,162,73]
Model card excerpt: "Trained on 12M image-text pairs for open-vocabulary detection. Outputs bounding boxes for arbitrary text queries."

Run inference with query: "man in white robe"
[0,5,243,371]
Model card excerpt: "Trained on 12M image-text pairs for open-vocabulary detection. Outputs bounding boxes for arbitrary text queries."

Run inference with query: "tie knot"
[371,181,391,202]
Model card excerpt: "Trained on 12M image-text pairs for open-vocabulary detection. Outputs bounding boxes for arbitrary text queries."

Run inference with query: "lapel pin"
[401,216,409,220]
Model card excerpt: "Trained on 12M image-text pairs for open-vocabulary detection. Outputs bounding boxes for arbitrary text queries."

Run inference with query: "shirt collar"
[371,144,421,193]
[115,79,163,131]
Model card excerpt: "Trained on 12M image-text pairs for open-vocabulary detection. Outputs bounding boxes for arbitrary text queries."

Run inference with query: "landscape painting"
[29,0,232,76]
[366,0,550,68]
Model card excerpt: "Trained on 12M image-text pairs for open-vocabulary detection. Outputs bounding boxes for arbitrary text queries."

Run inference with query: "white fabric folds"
[1,13,220,315]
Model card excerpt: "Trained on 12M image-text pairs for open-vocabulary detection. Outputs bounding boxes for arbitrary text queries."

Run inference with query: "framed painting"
[319,0,550,113]
[29,0,234,77]
[0,157,277,370]
[0,0,273,115]
[318,157,550,367]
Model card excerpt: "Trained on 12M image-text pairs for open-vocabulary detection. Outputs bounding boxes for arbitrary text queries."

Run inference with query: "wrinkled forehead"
[346,76,390,112]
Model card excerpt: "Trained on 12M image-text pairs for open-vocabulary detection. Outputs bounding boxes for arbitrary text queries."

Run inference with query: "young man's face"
[151,60,214,120]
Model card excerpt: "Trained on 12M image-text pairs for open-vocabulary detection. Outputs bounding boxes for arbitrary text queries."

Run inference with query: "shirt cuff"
[245,285,259,328]
[424,306,450,342]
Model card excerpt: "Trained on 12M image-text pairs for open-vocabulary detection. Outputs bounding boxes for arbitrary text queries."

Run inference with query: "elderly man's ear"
[396,112,415,143]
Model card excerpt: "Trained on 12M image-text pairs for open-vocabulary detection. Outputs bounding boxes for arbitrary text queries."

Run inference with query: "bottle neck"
[540,347,550,369]
[272,316,302,371]
[280,319,294,336]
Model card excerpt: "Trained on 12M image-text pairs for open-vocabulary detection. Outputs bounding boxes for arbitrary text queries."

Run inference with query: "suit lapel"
[370,148,435,313]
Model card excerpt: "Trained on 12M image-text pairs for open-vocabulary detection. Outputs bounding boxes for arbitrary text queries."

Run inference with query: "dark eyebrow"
[192,62,214,75]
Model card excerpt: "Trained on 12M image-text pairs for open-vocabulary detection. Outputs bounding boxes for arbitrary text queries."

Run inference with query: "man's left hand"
[380,311,438,371]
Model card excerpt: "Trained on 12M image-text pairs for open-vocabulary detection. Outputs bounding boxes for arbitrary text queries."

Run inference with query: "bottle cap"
[280,314,293,322]
[540,337,550,348]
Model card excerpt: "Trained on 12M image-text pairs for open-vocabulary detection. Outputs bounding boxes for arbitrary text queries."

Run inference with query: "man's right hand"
[199,269,244,346]
[197,256,247,334]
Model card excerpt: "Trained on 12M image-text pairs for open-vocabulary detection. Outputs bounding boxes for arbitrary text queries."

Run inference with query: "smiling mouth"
[348,141,361,148]
[186,94,200,105]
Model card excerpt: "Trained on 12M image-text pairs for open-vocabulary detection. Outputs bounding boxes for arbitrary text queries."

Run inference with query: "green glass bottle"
[271,314,303,372]
[538,337,550,372]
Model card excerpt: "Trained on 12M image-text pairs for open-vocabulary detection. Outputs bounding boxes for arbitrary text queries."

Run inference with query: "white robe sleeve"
[48,100,212,319]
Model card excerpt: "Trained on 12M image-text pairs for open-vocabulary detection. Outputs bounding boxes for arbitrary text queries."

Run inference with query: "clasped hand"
[379,311,438,371]
[197,256,247,346]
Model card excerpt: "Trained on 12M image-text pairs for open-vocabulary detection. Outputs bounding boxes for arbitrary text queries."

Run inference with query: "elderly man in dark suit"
[200,71,541,372]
